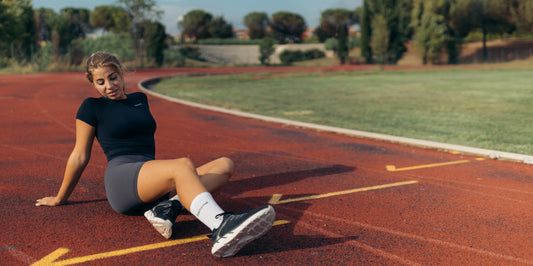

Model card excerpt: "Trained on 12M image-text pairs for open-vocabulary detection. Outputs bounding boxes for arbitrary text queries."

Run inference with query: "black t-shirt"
[76,92,157,161]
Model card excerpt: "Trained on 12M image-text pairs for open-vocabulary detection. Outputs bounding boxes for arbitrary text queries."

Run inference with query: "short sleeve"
[76,98,98,127]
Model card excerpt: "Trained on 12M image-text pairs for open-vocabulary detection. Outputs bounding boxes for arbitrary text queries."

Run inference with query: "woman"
[35,51,275,258]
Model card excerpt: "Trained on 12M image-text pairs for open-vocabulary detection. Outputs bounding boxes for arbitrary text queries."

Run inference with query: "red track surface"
[1,67,532,265]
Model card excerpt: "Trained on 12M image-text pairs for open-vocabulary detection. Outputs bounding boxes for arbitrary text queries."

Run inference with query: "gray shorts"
[105,154,157,215]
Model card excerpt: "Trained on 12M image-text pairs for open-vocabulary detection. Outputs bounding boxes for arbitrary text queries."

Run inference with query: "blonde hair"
[85,51,125,85]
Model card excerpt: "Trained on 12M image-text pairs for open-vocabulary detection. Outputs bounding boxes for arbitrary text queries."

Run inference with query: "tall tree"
[270,11,307,43]
[243,12,269,39]
[59,8,92,39]
[360,1,373,63]
[360,0,412,64]
[371,14,390,64]
[179,9,213,42]
[34,8,56,42]
[411,0,449,64]
[140,20,167,66]
[258,36,276,65]
[454,0,514,60]
[90,5,131,33]
[46,7,92,60]
[319,9,355,64]
[319,9,356,39]
[208,16,233,39]
[0,1,17,59]
[510,0,533,34]
[116,0,162,66]
[337,23,349,64]
[116,0,161,24]
[0,0,35,60]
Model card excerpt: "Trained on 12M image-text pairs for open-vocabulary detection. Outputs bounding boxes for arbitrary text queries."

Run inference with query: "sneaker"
[144,200,183,239]
[210,205,275,257]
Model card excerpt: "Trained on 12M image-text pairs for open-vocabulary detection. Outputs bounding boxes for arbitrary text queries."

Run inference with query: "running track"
[1,67,532,265]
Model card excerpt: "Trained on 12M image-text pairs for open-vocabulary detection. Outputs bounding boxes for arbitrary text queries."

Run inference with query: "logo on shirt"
[134,103,143,107]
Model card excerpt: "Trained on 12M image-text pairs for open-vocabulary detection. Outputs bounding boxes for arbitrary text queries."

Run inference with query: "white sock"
[170,195,180,201]
[189,192,224,231]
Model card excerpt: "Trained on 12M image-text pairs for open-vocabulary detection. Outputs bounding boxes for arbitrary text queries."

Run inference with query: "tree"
[0,0,35,61]
[360,1,373,63]
[140,20,167,66]
[258,36,276,65]
[411,0,449,64]
[371,14,390,64]
[59,8,92,39]
[48,7,92,60]
[353,7,363,26]
[337,24,349,64]
[116,0,162,23]
[270,11,307,43]
[243,12,269,39]
[34,8,56,42]
[208,16,233,39]
[319,9,356,39]
[116,0,162,66]
[360,0,412,64]
[0,1,17,60]
[90,5,131,33]
[457,0,514,60]
[319,9,355,64]
[510,0,533,34]
[179,9,213,42]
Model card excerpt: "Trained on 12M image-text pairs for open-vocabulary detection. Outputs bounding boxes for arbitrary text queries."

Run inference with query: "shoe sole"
[144,210,173,239]
[211,205,276,258]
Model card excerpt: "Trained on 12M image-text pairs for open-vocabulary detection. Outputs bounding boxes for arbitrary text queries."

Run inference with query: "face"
[91,66,126,100]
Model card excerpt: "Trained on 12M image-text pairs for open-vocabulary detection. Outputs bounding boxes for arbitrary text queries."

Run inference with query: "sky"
[33,0,363,35]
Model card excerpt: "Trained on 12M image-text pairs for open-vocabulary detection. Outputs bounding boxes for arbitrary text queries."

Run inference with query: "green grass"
[153,67,533,155]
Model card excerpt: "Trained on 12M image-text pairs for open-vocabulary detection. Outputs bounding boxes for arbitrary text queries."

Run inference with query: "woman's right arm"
[36,119,95,206]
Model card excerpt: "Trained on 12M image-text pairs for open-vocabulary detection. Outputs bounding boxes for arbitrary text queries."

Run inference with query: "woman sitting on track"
[35,51,275,258]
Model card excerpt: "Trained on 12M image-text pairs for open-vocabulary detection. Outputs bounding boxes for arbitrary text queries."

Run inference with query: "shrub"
[178,46,201,60]
[304,49,325,60]
[197,38,263,45]
[81,33,135,62]
[349,37,360,49]
[163,49,186,67]
[279,49,325,65]
[324,38,338,51]
[0,57,10,69]
[259,37,277,65]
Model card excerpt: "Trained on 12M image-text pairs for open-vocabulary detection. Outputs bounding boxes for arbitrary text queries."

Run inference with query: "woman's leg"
[138,156,234,206]
[137,157,206,210]
[138,157,274,257]
[196,157,234,194]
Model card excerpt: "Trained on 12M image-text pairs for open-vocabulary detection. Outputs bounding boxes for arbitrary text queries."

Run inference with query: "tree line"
[0,0,362,69]
[361,0,533,65]
[2,0,533,70]
[0,0,166,69]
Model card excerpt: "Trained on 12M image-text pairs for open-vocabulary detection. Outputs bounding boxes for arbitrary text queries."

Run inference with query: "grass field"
[153,67,533,155]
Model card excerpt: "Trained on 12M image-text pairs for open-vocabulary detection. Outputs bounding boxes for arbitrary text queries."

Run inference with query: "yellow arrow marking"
[32,220,291,266]
[268,180,418,205]
[386,158,485,172]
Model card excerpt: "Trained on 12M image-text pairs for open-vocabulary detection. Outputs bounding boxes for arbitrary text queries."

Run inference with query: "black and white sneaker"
[144,200,183,239]
[210,205,275,257]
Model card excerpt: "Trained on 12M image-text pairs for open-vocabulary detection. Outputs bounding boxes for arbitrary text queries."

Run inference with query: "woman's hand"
[35,196,61,207]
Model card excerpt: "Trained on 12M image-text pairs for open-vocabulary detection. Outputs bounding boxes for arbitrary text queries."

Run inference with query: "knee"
[220,157,235,177]
[171,157,196,173]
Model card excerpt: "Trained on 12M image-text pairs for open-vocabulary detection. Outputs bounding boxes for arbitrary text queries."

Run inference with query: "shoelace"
[157,201,181,218]
[209,212,235,239]
[214,212,234,219]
